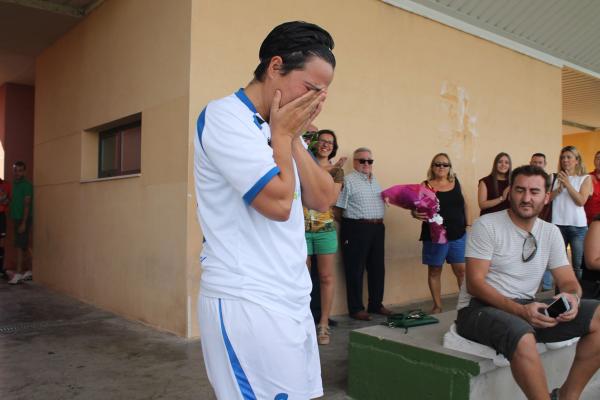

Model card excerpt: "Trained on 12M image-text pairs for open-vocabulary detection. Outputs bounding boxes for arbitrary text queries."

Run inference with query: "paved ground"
[0,280,460,399]
[3,281,599,399]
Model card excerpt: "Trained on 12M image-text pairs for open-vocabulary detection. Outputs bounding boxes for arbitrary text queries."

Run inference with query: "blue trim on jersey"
[197,107,207,151]
[235,88,257,113]
[253,115,264,130]
[242,166,280,205]
[218,299,257,400]
[236,89,264,129]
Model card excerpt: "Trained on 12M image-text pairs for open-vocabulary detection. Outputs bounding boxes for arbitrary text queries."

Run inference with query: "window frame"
[97,121,141,178]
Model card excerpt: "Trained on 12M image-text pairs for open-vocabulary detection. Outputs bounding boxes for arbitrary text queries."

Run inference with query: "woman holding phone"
[551,145,592,279]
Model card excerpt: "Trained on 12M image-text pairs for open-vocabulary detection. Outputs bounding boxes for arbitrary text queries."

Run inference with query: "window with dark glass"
[98,121,141,178]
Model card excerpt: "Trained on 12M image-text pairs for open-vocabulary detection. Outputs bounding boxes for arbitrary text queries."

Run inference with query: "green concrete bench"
[348,311,598,400]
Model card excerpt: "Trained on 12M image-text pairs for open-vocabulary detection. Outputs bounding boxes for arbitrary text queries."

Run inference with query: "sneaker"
[8,273,23,285]
[22,271,32,281]
[317,325,330,345]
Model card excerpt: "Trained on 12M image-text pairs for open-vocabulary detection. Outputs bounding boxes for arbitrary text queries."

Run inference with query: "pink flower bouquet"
[382,184,447,244]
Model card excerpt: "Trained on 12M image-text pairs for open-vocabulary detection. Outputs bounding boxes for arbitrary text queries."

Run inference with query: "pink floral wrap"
[381,184,448,244]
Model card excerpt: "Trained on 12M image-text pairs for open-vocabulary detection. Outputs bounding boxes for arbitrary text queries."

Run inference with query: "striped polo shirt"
[336,171,385,219]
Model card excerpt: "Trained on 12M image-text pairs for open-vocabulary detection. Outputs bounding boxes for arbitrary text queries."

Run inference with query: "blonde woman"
[411,153,470,313]
[551,145,593,279]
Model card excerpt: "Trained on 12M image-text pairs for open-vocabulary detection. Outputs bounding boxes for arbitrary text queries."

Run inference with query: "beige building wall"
[188,0,562,336]
[34,0,563,338]
[34,0,192,335]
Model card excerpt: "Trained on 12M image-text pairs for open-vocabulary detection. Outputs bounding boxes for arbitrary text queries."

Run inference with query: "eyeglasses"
[318,139,334,147]
[355,159,374,165]
[433,163,450,168]
[522,232,537,262]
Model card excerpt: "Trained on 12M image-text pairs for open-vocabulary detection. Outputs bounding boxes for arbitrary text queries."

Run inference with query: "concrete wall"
[188,0,562,335]
[563,131,600,172]
[34,0,192,335]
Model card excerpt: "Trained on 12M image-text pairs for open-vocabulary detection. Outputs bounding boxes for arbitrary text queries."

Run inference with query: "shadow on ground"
[0,281,457,399]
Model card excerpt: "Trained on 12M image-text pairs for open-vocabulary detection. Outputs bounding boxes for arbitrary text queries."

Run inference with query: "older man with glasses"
[334,147,391,321]
[456,165,600,400]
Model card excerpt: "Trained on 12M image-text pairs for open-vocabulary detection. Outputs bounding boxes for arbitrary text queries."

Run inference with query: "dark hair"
[13,161,26,169]
[531,153,546,160]
[312,129,338,159]
[510,165,551,192]
[489,152,512,197]
[253,21,335,82]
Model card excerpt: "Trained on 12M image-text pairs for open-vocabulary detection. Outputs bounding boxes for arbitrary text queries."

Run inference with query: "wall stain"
[439,81,478,186]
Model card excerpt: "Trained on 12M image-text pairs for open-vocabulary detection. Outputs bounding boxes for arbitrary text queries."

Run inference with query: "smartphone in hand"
[543,296,571,318]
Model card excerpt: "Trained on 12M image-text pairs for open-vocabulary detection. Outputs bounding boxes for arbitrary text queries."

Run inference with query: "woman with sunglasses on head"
[411,153,471,314]
[551,145,593,279]
[304,129,346,345]
[478,152,512,216]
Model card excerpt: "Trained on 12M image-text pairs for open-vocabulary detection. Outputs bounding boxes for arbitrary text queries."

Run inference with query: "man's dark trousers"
[340,218,385,314]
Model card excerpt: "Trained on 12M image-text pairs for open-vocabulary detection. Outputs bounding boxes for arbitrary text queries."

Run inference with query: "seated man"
[456,165,600,400]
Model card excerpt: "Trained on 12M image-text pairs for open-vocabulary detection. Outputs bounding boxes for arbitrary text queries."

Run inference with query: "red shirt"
[0,181,11,213]
[584,171,600,224]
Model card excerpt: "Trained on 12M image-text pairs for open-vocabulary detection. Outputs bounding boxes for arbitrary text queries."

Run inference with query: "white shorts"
[198,295,323,400]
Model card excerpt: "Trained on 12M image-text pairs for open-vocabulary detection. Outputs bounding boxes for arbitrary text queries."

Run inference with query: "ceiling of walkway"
[1,0,599,130]
[0,0,101,85]
[386,0,600,130]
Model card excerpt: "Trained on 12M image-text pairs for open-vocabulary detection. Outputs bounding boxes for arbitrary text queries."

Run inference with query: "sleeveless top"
[420,179,466,242]
[479,175,509,216]
[551,175,589,227]
[584,172,600,225]
[304,207,336,233]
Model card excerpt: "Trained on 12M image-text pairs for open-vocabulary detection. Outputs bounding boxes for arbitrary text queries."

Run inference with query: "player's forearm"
[270,133,295,196]
[292,138,335,211]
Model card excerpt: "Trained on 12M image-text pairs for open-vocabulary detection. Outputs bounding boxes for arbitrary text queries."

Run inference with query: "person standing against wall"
[8,161,32,285]
[530,152,554,291]
[335,147,391,321]
[304,129,345,345]
[411,153,470,314]
[551,145,592,279]
[478,152,512,216]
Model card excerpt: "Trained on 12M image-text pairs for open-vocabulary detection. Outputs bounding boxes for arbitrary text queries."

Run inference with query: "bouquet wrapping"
[381,184,447,244]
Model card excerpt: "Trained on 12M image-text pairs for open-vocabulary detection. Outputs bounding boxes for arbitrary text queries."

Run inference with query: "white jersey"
[457,210,569,310]
[194,89,311,322]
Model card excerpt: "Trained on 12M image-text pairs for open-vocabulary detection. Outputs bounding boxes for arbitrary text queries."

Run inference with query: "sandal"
[317,325,330,345]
